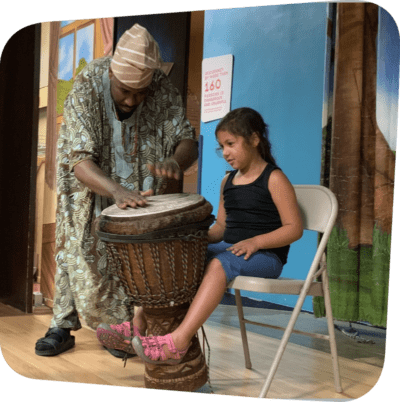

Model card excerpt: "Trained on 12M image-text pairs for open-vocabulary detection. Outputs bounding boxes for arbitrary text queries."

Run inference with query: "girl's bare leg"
[132,306,147,335]
[171,258,227,351]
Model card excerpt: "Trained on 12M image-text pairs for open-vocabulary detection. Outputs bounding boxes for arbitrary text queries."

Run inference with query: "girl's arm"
[207,174,229,243]
[228,170,303,259]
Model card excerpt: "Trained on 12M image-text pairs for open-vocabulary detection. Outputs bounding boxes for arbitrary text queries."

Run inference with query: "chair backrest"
[294,185,338,234]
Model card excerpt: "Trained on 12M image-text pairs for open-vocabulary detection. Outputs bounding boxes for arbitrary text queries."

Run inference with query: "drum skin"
[96,193,213,236]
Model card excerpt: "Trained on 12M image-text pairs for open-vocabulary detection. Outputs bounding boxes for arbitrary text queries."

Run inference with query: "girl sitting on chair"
[97,107,303,364]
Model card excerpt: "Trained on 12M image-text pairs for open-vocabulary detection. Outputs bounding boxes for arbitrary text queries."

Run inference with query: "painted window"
[57,20,95,115]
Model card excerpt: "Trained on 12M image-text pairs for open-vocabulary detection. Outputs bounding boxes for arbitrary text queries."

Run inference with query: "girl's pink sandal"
[97,321,143,354]
[132,334,189,365]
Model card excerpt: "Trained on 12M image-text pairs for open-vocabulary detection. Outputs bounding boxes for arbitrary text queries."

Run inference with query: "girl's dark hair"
[215,107,277,165]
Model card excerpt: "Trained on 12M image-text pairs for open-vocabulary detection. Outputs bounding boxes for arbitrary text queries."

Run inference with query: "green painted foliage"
[56,58,88,115]
[313,226,390,327]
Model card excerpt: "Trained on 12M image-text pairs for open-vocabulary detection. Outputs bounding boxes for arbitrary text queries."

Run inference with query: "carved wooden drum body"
[96,193,214,391]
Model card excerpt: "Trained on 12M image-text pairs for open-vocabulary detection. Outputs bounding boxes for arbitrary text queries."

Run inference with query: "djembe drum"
[95,193,214,391]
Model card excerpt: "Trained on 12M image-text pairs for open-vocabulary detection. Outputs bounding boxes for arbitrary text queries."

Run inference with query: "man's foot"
[35,328,75,356]
[132,334,189,365]
[97,321,143,355]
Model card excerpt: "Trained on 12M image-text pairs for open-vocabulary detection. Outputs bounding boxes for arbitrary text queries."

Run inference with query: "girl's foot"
[97,321,145,354]
[132,334,189,365]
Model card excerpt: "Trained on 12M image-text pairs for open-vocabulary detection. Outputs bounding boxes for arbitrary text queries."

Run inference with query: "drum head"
[100,193,206,221]
[97,193,213,236]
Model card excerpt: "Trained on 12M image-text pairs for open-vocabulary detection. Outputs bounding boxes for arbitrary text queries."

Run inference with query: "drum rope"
[108,244,137,307]
[164,242,178,296]
[193,236,200,289]
[95,214,215,244]
[133,242,153,299]
[203,239,209,273]
[149,243,167,304]
[121,244,140,296]
[100,230,209,243]
[181,240,189,292]
[103,232,211,308]
[108,244,126,291]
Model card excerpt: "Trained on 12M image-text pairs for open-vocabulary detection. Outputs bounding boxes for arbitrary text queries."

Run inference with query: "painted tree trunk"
[331,3,394,248]
[315,3,394,327]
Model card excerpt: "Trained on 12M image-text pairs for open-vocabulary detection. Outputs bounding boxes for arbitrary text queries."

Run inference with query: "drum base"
[142,304,208,392]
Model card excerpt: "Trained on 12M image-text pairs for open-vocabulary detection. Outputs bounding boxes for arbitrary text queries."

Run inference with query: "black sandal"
[103,346,136,362]
[35,328,75,356]
[103,346,135,358]
[102,318,136,365]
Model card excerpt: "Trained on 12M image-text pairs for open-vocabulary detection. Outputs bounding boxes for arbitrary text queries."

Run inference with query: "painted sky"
[58,33,74,81]
[61,20,75,28]
[377,8,399,151]
[58,23,94,81]
[76,24,94,68]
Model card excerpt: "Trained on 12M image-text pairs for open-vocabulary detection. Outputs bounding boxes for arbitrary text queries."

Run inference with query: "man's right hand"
[74,160,154,209]
[112,188,154,209]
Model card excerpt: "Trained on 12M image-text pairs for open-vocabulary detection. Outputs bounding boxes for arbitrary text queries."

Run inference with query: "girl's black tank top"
[223,163,290,265]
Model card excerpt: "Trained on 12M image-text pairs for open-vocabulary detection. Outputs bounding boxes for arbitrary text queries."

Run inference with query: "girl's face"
[217,130,259,170]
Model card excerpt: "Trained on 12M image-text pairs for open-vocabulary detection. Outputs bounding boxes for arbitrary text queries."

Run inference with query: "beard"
[114,102,137,121]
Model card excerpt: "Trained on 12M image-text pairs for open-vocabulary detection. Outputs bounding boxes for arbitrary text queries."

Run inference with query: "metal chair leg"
[258,292,307,397]
[234,289,252,369]
[322,268,342,393]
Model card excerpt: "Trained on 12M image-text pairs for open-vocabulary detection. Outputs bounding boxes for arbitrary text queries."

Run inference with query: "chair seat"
[228,276,324,297]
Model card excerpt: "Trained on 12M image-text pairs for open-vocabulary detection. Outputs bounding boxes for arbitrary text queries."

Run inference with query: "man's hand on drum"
[148,157,181,181]
[113,187,154,209]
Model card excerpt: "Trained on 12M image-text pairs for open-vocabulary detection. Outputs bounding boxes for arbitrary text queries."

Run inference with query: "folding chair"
[227,185,342,398]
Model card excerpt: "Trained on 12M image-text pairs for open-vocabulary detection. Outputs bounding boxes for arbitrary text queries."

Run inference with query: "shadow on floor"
[212,292,386,368]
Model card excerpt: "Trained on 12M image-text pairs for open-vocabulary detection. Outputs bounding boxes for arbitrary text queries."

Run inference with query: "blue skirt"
[206,241,284,283]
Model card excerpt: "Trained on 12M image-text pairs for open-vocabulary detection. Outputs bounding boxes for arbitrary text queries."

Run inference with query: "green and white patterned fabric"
[51,56,195,330]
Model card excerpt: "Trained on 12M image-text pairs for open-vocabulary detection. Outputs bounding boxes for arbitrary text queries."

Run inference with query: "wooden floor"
[0,300,385,399]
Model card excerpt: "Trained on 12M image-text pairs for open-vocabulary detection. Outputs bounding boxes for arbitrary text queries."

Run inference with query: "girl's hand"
[227,239,260,260]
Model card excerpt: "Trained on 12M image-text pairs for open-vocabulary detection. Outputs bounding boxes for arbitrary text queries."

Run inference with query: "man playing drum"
[35,24,197,358]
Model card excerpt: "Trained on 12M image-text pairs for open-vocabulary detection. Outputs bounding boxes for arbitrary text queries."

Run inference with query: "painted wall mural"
[56,19,113,116]
[314,4,398,327]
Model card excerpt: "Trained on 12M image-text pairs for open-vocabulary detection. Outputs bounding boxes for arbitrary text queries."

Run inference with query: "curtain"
[45,21,60,189]
[314,3,395,328]
[100,18,114,57]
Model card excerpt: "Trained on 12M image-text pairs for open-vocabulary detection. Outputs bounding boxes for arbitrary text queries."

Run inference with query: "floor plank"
[0,301,385,399]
